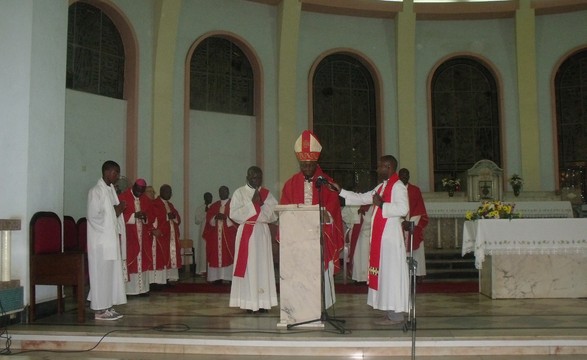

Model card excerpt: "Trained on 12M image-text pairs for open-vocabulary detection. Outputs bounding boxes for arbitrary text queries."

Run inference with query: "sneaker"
[108,308,123,319]
[95,309,122,321]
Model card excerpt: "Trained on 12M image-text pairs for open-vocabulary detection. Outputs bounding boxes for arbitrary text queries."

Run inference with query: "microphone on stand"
[315,176,330,188]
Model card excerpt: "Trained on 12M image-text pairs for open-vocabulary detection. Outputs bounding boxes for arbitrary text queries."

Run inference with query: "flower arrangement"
[509,174,524,188]
[465,200,521,221]
[442,177,460,191]
[509,174,523,196]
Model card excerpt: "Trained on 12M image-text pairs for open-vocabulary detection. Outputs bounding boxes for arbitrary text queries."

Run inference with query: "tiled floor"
[3,275,587,359]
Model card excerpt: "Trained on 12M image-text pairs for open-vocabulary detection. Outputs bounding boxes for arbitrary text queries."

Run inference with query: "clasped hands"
[252,189,263,206]
[135,211,147,221]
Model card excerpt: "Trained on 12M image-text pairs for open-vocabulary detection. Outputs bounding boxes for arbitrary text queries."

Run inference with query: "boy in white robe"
[87,160,128,321]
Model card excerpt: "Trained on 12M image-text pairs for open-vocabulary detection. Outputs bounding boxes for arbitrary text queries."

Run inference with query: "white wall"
[0,0,68,304]
[0,1,35,287]
[64,90,127,219]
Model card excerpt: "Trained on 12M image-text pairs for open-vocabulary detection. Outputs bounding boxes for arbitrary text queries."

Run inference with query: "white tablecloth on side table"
[462,218,587,269]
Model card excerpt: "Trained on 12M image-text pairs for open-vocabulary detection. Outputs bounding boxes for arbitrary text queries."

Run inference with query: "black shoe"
[258,309,268,313]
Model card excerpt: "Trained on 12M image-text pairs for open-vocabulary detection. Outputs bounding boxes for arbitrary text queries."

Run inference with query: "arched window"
[66,2,125,99]
[555,49,587,202]
[190,36,254,115]
[431,57,501,191]
[312,53,378,191]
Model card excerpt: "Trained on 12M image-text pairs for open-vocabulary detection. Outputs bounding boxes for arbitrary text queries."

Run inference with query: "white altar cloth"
[427,201,573,219]
[462,219,587,269]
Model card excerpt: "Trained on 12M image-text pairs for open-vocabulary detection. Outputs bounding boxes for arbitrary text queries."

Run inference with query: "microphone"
[315,176,330,188]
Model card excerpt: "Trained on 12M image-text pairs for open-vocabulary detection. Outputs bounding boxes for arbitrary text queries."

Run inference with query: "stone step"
[423,249,478,282]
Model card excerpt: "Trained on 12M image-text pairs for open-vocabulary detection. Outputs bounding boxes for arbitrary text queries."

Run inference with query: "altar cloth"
[462,218,587,269]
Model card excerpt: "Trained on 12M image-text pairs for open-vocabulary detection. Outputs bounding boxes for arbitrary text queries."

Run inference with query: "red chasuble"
[407,184,429,250]
[202,200,237,268]
[118,189,154,274]
[280,166,344,271]
[152,197,182,270]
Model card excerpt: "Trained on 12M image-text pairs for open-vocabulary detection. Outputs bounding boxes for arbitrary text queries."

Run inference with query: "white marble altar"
[428,201,574,219]
[463,219,587,299]
[275,205,322,328]
[425,201,574,249]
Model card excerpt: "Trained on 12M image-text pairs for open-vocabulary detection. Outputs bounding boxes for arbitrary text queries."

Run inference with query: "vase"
[513,186,520,197]
[448,189,455,197]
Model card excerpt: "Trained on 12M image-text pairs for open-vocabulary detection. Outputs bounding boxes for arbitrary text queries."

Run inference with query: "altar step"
[424,249,478,282]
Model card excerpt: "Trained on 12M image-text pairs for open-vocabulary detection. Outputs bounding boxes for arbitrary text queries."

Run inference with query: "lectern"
[275,204,322,327]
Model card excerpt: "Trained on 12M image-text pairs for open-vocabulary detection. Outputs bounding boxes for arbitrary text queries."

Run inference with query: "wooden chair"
[76,217,87,253]
[76,217,89,284]
[63,215,78,252]
[179,239,196,276]
[29,211,86,323]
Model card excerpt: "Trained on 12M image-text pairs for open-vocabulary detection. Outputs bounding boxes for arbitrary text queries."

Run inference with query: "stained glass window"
[312,54,378,192]
[555,49,587,202]
[431,57,501,191]
[66,2,124,99]
[190,37,254,115]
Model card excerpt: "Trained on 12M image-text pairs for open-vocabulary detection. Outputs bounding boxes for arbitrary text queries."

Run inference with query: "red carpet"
[160,281,478,294]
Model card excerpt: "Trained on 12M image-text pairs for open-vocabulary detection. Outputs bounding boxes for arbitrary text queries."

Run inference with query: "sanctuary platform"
[3,277,587,359]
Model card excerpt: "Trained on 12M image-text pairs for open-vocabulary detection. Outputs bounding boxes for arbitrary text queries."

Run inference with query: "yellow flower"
[465,200,521,221]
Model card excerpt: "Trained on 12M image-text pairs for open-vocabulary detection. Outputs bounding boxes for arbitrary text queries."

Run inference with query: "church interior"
[1,0,587,358]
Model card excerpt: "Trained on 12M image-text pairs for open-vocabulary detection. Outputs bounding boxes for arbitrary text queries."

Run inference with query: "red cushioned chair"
[63,215,79,252]
[29,211,86,323]
[76,217,89,284]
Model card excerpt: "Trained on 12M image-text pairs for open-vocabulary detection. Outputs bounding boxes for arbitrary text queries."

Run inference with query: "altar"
[462,219,587,299]
[425,200,574,249]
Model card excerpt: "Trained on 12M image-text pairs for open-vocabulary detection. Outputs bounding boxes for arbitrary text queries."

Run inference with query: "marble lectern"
[276,204,323,328]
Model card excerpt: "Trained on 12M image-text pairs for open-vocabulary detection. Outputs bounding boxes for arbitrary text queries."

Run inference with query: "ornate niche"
[467,160,503,202]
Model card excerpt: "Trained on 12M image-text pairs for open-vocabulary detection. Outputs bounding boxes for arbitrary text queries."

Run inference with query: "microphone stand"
[402,220,417,360]
[287,178,347,334]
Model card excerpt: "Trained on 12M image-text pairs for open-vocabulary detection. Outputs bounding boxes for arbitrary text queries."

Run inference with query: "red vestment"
[279,167,344,271]
[406,184,429,250]
[152,197,182,270]
[118,189,154,275]
[202,199,237,268]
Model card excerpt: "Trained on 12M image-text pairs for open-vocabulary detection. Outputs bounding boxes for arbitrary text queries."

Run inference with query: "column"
[152,0,182,187]
[277,0,302,190]
[395,0,418,180]
[515,0,540,190]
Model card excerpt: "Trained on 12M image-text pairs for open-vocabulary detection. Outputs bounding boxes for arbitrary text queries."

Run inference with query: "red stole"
[233,188,269,277]
[368,173,399,290]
